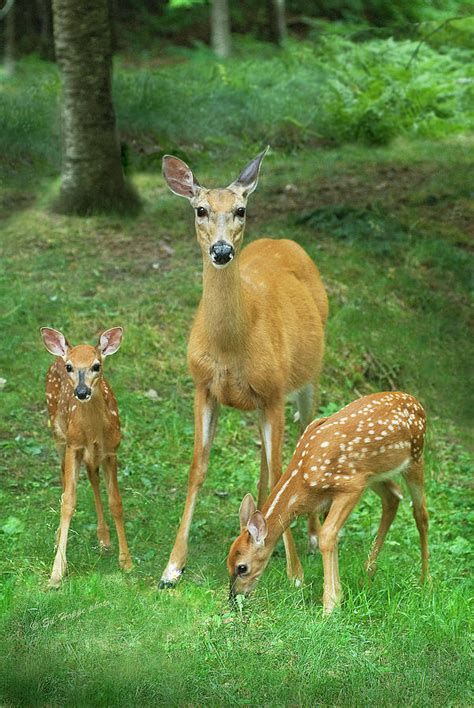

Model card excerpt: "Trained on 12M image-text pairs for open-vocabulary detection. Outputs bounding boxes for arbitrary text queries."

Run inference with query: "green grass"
[0,49,473,704]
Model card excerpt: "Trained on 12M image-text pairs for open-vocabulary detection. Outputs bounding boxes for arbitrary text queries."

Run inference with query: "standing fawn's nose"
[210,241,234,265]
[75,384,91,400]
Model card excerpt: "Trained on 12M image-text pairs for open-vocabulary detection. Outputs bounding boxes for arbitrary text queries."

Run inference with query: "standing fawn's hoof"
[159,564,185,589]
[99,541,112,554]
[119,554,133,572]
[48,575,62,590]
[365,559,377,579]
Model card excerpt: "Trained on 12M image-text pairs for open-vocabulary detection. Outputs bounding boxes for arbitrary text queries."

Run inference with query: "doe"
[227,392,429,613]
[160,149,328,587]
[41,326,132,587]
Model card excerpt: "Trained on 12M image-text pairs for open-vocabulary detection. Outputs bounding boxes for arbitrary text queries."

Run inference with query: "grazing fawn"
[160,149,328,587]
[228,392,429,613]
[41,327,132,587]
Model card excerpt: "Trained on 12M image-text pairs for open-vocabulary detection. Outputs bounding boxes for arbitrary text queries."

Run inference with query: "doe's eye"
[237,564,248,576]
[235,207,246,218]
[65,363,73,373]
[196,206,208,218]
[91,363,101,372]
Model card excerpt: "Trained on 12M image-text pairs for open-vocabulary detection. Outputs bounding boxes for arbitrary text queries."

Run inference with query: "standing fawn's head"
[227,493,270,598]
[162,148,269,269]
[40,327,123,402]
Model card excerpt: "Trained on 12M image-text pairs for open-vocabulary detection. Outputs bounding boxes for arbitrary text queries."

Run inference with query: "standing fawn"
[228,392,429,613]
[160,149,328,587]
[41,327,132,588]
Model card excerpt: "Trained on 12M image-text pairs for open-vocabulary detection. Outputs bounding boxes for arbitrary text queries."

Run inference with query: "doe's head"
[40,327,123,402]
[162,148,269,269]
[227,493,270,599]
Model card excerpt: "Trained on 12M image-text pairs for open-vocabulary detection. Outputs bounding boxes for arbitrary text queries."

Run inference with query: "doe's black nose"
[210,240,234,265]
[75,384,91,400]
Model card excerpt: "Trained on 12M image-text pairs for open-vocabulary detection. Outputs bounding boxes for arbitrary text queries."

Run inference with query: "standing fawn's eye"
[91,363,101,372]
[196,206,208,218]
[235,207,246,218]
[237,564,248,575]
[65,364,73,373]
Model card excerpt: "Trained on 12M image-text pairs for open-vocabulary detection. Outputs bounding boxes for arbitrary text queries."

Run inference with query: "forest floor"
[0,56,473,706]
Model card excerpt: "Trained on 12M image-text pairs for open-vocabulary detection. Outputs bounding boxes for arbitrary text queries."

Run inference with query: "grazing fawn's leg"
[319,491,362,613]
[296,384,321,554]
[262,404,304,584]
[86,463,111,550]
[49,446,80,588]
[403,459,430,583]
[160,386,220,587]
[103,454,132,571]
[365,480,402,578]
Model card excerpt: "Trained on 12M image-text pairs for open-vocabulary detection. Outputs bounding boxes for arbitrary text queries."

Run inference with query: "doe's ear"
[40,327,69,358]
[228,146,269,197]
[99,327,123,357]
[239,493,257,531]
[162,155,200,199]
[247,511,268,547]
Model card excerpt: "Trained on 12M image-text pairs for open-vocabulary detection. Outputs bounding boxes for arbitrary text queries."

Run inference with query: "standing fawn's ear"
[239,493,257,531]
[99,327,123,357]
[40,328,70,358]
[228,146,269,198]
[162,155,201,199]
[247,511,268,547]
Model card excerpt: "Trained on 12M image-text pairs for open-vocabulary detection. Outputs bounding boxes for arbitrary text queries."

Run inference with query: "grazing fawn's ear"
[228,146,269,197]
[99,327,123,357]
[40,328,70,358]
[239,493,257,531]
[247,511,268,547]
[162,155,201,199]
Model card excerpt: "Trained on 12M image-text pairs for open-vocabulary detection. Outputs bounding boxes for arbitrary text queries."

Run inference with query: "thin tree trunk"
[211,0,231,59]
[267,0,286,46]
[36,0,54,60]
[4,0,15,76]
[52,0,139,214]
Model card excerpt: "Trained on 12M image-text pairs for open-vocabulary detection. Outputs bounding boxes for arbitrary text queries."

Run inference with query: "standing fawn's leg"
[103,454,132,571]
[49,446,80,588]
[296,384,321,554]
[86,463,111,550]
[262,404,304,584]
[319,491,362,613]
[365,480,402,578]
[403,459,430,583]
[160,386,220,587]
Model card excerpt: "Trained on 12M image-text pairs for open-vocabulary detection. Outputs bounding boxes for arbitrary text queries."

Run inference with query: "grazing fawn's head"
[40,327,123,402]
[227,493,270,598]
[162,148,269,269]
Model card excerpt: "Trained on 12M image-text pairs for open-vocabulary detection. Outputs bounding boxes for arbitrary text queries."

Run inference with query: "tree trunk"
[267,0,286,46]
[4,0,15,76]
[210,0,231,59]
[36,0,55,60]
[52,0,139,214]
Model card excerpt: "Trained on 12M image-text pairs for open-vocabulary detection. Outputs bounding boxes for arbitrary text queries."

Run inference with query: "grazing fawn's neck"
[262,467,304,548]
[202,258,249,355]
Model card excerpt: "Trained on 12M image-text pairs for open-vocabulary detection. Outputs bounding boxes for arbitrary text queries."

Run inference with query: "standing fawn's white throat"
[227,392,429,614]
[159,148,328,588]
[41,326,132,588]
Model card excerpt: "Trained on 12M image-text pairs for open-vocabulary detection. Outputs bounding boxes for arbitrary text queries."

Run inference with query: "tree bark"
[4,0,15,76]
[210,0,231,59]
[267,0,286,46]
[52,0,139,214]
[36,0,55,60]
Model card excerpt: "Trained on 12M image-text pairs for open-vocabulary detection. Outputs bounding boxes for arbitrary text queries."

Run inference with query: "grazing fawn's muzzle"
[210,240,234,266]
